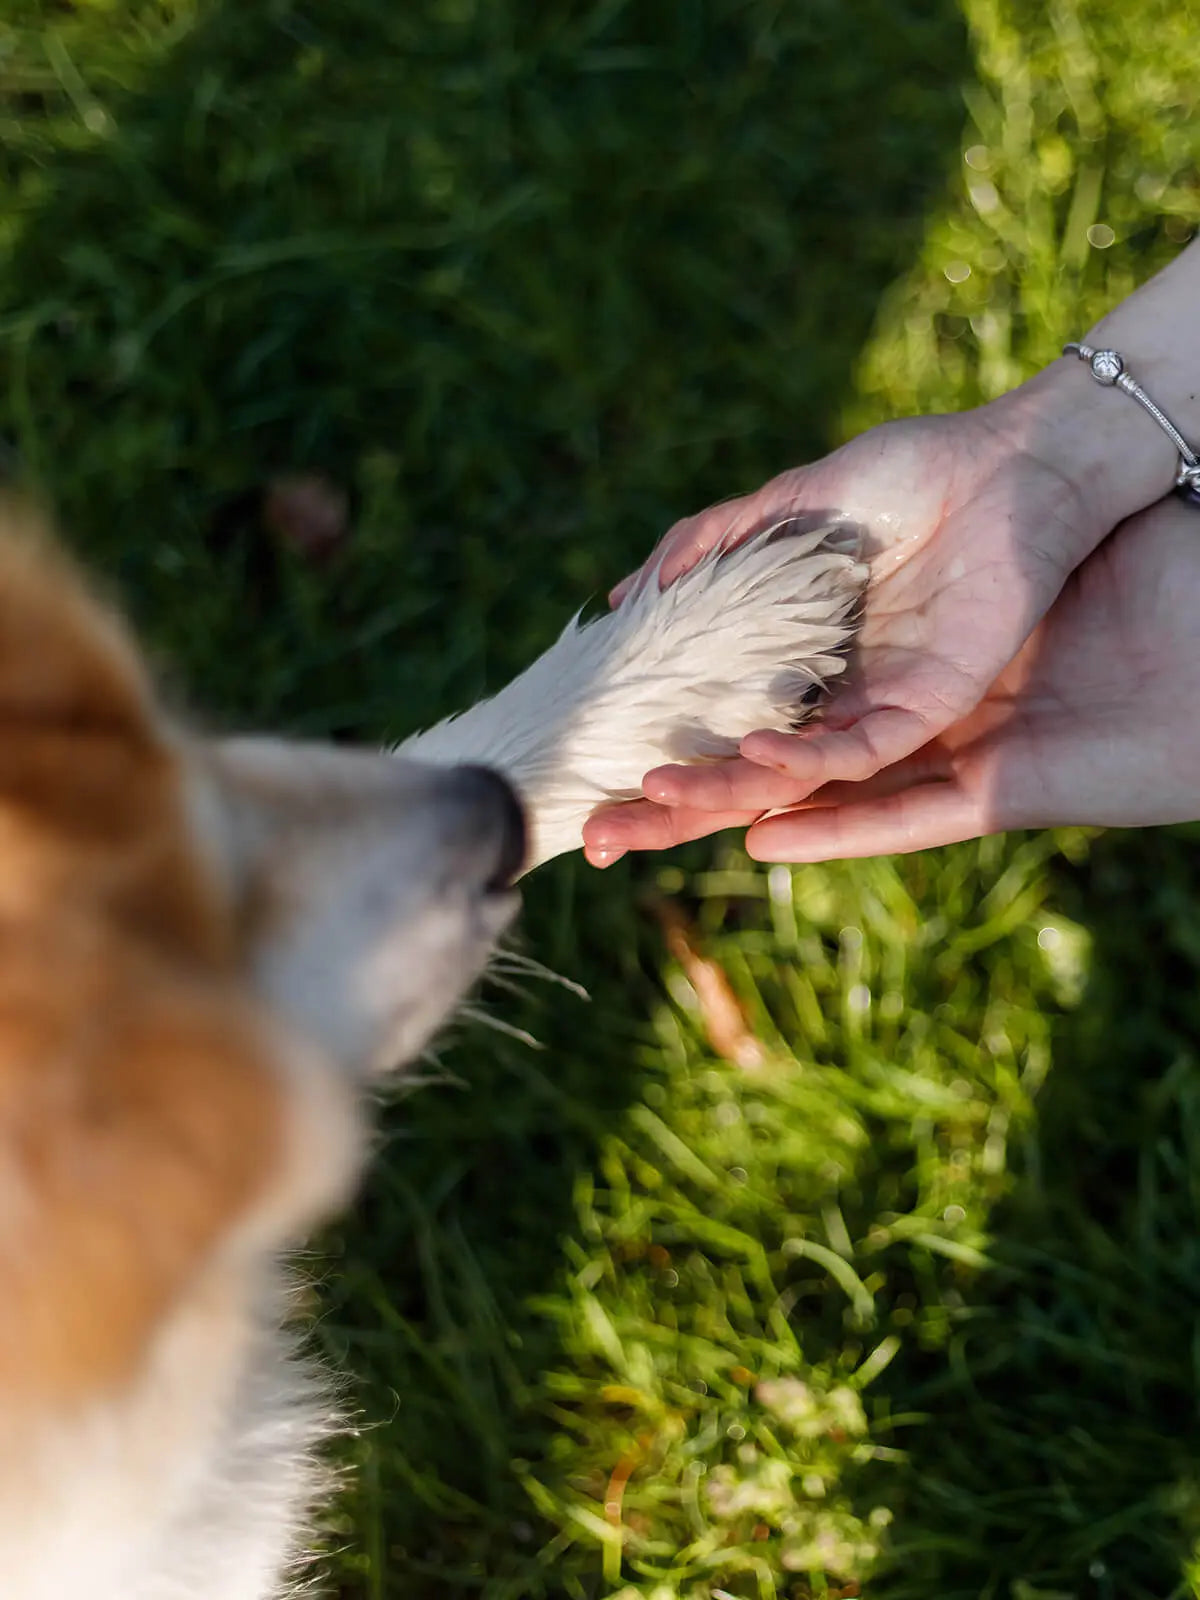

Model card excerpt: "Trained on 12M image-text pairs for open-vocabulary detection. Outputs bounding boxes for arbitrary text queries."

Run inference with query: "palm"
[737,500,1200,859]
[792,413,1087,747]
[585,406,1101,863]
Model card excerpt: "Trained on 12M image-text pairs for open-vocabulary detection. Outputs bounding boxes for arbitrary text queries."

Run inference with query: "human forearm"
[985,235,1200,556]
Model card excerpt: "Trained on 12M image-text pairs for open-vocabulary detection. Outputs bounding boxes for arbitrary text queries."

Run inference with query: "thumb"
[608,475,811,609]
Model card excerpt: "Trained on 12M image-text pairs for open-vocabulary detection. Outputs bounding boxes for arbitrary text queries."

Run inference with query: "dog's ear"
[0,500,157,741]
[0,503,236,966]
[0,923,357,1412]
[0,507,360,1413]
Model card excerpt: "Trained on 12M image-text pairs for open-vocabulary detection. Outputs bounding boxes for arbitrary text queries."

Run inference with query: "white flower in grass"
[780,1509,881,1577]
[755,1378,867,1439]
[705,1457,794,1520]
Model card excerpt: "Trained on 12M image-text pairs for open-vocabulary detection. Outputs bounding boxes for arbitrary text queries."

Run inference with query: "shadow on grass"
[0,1,975,1594]
[2,0,973,728]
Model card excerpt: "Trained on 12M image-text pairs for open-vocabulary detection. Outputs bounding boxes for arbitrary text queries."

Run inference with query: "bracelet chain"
[1063,341,1200,505]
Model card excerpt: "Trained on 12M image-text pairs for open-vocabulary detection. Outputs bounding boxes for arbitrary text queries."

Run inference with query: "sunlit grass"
[4,1,1200,1597]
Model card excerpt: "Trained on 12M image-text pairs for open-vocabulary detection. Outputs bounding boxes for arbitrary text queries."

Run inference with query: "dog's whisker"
[456,1004,545,1051]
[486,947,591,1000]
[480,971,535,1003]
[402,1041,470,1092]
[397,1067,470,1092]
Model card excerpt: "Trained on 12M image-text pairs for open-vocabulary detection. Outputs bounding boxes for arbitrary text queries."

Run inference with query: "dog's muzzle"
[443,764,528,890]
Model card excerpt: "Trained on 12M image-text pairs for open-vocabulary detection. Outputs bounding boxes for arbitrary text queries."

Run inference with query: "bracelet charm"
[1063,341,1200,507]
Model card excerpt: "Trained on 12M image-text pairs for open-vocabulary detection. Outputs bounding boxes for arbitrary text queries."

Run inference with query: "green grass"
[4,1,1200,1596]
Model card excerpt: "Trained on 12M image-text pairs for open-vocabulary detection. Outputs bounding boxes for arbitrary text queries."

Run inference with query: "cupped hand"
[585,394,1111,866]
[728,495,1200,859]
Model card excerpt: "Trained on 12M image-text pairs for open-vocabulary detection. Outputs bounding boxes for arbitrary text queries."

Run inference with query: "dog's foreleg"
[400,521,865,871]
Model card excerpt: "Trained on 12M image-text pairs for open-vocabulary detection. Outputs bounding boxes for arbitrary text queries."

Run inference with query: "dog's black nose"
[446,764,528,890]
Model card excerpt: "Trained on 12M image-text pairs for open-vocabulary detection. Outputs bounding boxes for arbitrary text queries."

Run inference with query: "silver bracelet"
[1063,341,1200,505]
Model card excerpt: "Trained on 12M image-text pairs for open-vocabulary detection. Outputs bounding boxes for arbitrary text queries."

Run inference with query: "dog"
[0,503,862,1599]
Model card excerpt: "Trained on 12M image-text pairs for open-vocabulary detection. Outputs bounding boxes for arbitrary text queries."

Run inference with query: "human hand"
[712,495,1200,858]
[583,361,1184,867]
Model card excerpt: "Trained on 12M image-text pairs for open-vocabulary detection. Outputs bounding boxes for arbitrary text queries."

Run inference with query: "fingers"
[641,754,817,812]
[582,798,763,867]
[609,473,807,607]
[584,767,994,866]
[740,706,938,792]
[609,495,755,607]
[631,706,948,819]
[744,779,991,862]
[583,703,948,867]
[654,492,777,590]
[608,572,639,609]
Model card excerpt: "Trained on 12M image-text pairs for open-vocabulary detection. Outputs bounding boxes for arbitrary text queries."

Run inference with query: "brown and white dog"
[0,504,861,1599]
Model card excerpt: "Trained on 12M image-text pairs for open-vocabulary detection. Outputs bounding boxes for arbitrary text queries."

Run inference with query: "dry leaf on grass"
[650,897,765,1069]
[263,473,350,561]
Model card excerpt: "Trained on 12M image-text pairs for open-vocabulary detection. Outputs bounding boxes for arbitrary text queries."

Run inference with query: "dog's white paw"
[403,519,866,869]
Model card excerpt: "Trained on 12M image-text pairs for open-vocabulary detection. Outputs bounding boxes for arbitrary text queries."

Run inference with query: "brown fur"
[0,512,289,1406]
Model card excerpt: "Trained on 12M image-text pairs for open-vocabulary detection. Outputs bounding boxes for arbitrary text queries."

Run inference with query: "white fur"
[403,521,865,867]
[6,522,862,1599]
[5,1030,360,1600]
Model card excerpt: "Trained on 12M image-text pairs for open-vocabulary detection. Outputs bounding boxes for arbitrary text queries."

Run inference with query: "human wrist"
[983,355,1180,557]
[982,239,1200,555]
